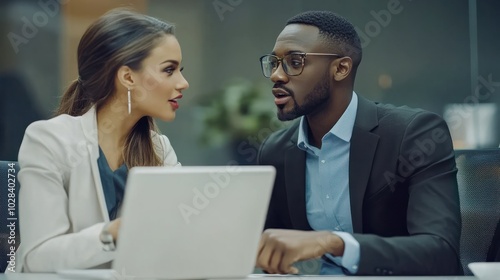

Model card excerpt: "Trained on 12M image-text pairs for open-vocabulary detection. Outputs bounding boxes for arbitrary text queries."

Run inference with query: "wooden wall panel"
[61,0,148,89]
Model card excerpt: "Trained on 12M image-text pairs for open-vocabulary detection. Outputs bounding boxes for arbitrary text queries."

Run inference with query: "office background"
[0,0,499,165]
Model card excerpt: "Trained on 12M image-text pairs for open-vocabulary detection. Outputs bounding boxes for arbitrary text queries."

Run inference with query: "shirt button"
[353,265,358,270]
[326,194,330,199]
[321,160,326,163]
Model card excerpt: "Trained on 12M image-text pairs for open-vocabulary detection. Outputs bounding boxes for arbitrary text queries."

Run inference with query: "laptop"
[111,165,276,279]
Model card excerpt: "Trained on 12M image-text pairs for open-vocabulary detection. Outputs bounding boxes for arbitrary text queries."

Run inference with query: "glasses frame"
[259,52,343,78]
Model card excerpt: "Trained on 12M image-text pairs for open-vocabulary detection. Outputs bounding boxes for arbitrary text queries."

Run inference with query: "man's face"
[270,24,333,121]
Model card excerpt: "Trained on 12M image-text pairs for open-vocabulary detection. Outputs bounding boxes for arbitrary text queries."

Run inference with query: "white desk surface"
[0,274,478,280]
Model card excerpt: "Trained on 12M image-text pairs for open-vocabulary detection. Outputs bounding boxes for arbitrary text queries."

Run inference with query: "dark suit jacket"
[257,96,462,276]
[487,219,500,262]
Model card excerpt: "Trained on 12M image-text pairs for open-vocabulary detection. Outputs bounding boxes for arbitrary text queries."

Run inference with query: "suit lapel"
[349,97,380,233]
[283,96,380,232]
[284,125,312,230]
[81,106,110,222]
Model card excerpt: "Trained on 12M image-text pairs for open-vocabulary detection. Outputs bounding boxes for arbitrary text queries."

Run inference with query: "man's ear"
[331,57,353,82]
[116,65,136,89]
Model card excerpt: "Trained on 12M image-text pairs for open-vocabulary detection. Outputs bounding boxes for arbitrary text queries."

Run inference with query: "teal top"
[97,147,128,220]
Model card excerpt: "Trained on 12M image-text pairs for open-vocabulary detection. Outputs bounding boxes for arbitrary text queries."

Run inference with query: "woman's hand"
[107,218,121,241]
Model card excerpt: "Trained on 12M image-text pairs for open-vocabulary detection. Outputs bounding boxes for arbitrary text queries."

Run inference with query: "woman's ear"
[116,65,135,89]
[331,57,353,82]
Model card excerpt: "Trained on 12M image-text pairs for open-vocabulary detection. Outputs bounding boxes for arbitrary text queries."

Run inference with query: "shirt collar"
[297,92,358,150]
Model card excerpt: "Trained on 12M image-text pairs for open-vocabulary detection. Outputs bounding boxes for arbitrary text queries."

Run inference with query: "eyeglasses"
[259,52,342,78]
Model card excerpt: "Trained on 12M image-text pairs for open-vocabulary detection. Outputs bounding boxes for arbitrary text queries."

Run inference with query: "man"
[256,11,462,276]
[488,219,500,262]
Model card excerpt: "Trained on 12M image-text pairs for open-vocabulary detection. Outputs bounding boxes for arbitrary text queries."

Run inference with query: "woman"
[12,8,189,272]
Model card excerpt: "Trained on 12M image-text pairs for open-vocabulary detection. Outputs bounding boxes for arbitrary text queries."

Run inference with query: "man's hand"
[256,229,345,274]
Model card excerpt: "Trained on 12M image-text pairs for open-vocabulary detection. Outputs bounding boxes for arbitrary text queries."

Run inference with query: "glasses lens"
[283,54,304,76]
[260,55,277,77]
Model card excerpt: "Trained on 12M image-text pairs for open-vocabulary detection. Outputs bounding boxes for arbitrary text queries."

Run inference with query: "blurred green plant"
[198,78,281,147]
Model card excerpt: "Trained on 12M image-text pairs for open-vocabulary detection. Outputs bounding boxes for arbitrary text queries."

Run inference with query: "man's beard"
[277,77,330,121]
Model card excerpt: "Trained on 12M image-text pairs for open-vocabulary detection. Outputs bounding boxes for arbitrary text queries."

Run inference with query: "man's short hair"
[287,11,362,71]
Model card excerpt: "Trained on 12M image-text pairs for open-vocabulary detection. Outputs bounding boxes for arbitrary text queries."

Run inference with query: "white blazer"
[10,106,180,272]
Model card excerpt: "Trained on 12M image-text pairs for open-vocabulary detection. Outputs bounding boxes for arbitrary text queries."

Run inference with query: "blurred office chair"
[0,72,44,161]
[0,161,20,273]
[455,149,500,275]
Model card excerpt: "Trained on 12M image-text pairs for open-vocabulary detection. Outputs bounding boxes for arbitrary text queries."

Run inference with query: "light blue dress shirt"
[297,92,360,275]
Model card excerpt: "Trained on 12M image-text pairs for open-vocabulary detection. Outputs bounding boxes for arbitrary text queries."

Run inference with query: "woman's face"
[132,35,189,122]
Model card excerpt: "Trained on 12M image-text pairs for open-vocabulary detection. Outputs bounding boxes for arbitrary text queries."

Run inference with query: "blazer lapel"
[349,97,380,233]
[81,106,110,222]
[285,125,312,230]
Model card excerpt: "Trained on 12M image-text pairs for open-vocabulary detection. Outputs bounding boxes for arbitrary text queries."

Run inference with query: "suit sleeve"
[487,218,500,261]
[353,112,462,275]
[257,135,283,230]
[16,122,114,272]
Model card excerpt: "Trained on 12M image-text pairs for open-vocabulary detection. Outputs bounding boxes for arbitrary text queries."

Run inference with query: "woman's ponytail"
[54,78,91,116]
